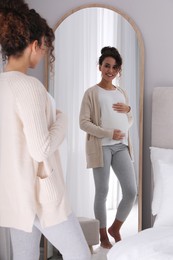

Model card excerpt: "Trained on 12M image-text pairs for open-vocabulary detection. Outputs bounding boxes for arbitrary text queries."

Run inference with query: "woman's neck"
[5,57,28,74]
[97,79,115,90]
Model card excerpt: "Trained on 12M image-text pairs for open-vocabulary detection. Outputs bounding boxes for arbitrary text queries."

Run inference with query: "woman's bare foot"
[99,227,113,249]
[108,219,123,242]
[100,239,113,249]
[108,226,121,242]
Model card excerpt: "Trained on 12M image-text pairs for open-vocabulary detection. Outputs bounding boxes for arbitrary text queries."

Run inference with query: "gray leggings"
[10,213,91,260]
[93,144,137,228]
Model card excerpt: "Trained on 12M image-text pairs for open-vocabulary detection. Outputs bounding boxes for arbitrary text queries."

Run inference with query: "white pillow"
[150,147,173,215]
[154,161,173,227]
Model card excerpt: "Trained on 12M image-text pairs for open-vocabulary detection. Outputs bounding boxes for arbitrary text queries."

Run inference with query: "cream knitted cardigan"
[79,85,133,168]
[0,71,71,232]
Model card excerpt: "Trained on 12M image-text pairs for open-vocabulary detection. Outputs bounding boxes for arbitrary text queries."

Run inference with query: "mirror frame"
[45,3,144,231]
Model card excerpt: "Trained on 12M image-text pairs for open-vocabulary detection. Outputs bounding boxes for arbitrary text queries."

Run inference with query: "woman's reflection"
[79,46,137,248]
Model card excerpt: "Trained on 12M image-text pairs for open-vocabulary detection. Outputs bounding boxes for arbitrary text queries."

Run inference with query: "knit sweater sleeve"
[10,76,67,162]
[79,87,113,139]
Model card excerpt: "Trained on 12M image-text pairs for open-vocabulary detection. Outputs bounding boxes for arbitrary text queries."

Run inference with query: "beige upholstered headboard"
[151,87,173,225]
[152,87,173,148]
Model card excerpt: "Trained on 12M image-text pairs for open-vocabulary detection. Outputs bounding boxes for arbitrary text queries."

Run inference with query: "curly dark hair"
[27,9,55,63]
[0,0,29,11]
[0,0,55,63]
[99,46,122,70]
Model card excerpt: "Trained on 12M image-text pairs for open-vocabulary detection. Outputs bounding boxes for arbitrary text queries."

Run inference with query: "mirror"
[45,4,144,240]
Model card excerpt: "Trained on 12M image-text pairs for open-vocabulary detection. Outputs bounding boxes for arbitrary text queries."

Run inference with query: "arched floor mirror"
[45,4,144,258]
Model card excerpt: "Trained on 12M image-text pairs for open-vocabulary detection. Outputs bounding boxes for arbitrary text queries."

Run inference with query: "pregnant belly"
[102,113,129,134]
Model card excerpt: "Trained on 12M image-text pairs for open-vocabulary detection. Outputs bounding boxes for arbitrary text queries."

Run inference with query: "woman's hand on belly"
[112,102,130,113]
[112,129,125,140]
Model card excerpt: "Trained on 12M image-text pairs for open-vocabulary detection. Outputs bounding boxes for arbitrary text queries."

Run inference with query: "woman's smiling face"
[99,57,121,82]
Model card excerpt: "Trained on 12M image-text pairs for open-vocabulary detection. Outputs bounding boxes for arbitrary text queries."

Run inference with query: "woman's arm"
[12,77,67,162]
[79,90,113,139]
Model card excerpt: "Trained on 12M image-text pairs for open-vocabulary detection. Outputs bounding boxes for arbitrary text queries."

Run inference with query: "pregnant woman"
[79,46,137,249]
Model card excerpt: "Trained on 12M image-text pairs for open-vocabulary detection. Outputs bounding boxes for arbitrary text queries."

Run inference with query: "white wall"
[26,0,173,229]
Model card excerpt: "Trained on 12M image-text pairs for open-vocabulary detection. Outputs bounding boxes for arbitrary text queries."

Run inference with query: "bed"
[107,87,173,260]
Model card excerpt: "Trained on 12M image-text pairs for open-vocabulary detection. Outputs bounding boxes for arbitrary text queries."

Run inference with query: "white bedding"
[107,227,173,260]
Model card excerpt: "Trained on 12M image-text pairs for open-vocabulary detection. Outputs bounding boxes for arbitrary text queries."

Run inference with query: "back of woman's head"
[99,46,122,69]
[27,9,55,62]
[0,0,54,62]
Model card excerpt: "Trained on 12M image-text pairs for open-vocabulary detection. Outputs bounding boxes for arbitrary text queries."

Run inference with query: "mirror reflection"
[47,6,143,241]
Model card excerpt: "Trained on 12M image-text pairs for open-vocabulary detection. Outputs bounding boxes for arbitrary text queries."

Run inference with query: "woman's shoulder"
[116,86,128,96]
[21,73,45,89]
[84,84,98,94]
[14,72,46,93]
[116,86,130,104]
[7,72,47,101]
